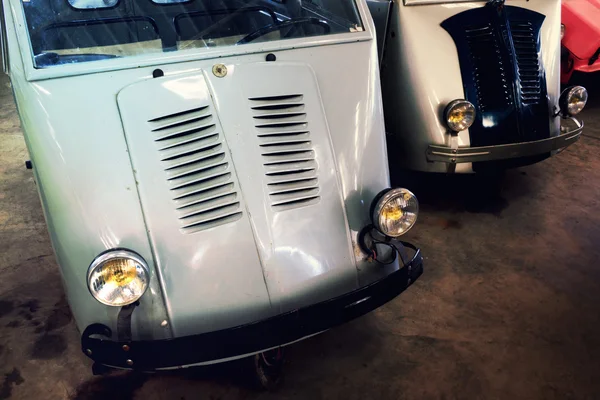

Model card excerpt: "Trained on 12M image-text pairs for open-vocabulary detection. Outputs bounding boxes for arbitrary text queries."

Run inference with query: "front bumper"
[426,117,583,164]
[82,247,424,371]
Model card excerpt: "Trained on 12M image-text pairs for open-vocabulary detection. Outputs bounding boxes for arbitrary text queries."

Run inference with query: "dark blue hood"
[442,3,551,148]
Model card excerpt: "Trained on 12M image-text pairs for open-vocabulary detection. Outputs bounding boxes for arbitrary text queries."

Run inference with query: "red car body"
[562,0,600,83]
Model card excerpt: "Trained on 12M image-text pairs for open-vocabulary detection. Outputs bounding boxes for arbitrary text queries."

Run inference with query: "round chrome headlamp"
[87,250,149,307]
[444,100,476,132]
[560,86,588,116]
[372,188,419,238]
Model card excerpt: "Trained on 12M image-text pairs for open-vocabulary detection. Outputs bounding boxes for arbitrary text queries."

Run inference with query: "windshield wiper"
[236,17,331,45]
[34,52,120,68]
[302,1,360,30]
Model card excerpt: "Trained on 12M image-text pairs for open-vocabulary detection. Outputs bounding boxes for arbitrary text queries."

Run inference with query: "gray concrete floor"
[1,72,600,400]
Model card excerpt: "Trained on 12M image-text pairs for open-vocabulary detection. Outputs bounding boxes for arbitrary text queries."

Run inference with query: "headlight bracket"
[358,225,413,267]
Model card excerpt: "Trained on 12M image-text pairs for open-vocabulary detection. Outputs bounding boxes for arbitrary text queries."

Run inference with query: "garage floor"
[1,72,600,400]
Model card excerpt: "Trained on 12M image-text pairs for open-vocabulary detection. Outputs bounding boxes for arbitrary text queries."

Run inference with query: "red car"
[562,0,600,83]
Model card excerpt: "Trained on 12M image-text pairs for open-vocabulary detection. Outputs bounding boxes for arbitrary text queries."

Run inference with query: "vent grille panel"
[149,106,241,233]
[510,21,542,105]
[155,125,217,149]
[250,94,320,212]
[465,23,513,113]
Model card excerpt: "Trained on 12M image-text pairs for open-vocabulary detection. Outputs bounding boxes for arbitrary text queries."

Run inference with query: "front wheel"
[251,348,284,390]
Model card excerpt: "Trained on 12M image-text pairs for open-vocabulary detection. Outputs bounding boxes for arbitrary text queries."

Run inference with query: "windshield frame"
[8,0,375,81]
[403,0,488,4]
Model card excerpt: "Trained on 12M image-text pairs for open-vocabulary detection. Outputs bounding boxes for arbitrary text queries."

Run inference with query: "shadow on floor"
[390,169,533,218]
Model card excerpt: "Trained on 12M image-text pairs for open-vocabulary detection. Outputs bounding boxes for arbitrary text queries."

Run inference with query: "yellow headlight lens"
[88,251,149,306]
[445,100,476,132]
[381,203,403,221]
[372,189,419,237]
[99,259,137,286]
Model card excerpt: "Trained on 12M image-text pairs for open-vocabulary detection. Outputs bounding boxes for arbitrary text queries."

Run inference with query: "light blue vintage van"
[1,0,423,386]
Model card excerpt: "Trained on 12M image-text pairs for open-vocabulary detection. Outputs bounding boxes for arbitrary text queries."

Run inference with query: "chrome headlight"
[87,250,149,307]
[372,188,419,238]
[560,86,588,117]
[444,100,476,132]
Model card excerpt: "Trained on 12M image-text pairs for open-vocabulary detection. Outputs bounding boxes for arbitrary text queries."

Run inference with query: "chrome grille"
[465,23,513,112]
[148,106,242,233]
[249,94,320,211]
[510,21,542,105]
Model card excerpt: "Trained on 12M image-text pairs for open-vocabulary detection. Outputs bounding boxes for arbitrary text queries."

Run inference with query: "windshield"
[21,0,363,68]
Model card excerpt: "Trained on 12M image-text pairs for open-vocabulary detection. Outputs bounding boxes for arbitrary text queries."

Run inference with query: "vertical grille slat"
[250,94,320,212]
[465,23,513,113]
[148,106,241,234]
[510,21,542,105]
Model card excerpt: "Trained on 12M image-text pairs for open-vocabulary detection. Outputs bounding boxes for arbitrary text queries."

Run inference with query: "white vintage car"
[0,0,423,384]
[370,0,588,173]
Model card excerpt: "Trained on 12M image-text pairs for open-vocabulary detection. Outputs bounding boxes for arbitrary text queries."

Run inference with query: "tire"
[250,348,284,391]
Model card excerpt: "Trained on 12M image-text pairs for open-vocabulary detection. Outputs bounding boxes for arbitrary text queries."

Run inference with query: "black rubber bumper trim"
[82,248,423,371]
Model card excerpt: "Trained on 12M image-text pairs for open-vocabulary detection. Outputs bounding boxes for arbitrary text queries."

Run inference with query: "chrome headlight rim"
[559,85,588,117]
[371,188,419,238]
[87,249,150,307]
[444,99,476,132]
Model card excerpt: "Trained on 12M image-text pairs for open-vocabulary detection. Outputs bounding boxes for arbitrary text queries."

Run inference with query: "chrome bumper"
[426,118,583,164]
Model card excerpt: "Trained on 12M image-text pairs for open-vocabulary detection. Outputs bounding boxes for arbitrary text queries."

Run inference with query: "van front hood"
[118,63,357,337]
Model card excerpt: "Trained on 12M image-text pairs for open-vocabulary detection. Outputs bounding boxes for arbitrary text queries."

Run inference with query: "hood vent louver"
[250,94,320,212]
[148,106,242,234]
[509,20,542,106]
[465,23,513,112]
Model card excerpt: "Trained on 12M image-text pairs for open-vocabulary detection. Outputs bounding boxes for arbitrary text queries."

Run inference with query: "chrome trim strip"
[426,117,584,164]
[366,0,392,62]
[0,0,9,73]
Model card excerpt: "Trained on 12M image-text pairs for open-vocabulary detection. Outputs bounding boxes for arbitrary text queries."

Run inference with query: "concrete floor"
[1,72,600,400]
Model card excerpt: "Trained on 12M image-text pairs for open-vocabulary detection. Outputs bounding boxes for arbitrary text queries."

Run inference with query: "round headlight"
[372,188,419,238]
[444,100,476,132]
[560,86,588,116]
[87,250,149,307]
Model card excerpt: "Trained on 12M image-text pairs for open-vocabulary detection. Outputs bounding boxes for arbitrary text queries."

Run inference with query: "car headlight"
[561,24,565,40]
[444,100,476,132]
[372,188,419,238]
[87,250,149,307]
[560,86,588,117]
